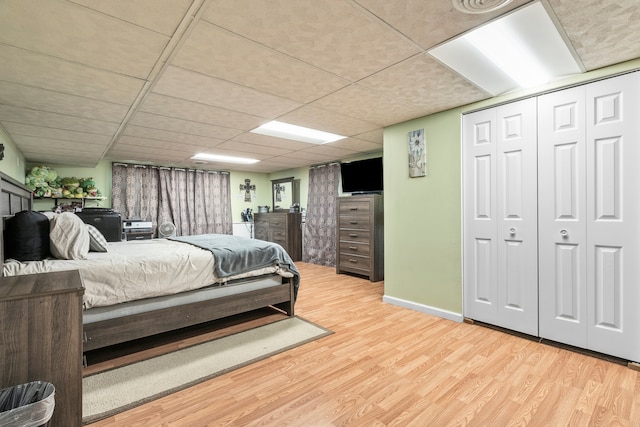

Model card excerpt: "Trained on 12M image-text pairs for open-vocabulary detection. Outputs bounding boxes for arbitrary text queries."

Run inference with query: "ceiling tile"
[276,104,380,136]
[130,111,242,140]
[2,122,112,144]
[0,0,169,79]
[13,134,108,152]
[117,135,218,153]
[68,0,193,36]
[353,128,384,144]
[358,54,489,113]
[123,125,227,147]
[152,66,302,118]
[327,137,383,152]
[279,151,337,162]
[548,0,640,70]
[173,22,350,103]
[203,0,420,81]
[356,0,530,50]
[230,132,317,151]
[215,141,292,157]
[21,150,101,167]
[138,93,264,130]
[0,105,119,135]
[0,45,145,105]
[311,84,427,126]
[299,144,358,158]
[0,81,129,123]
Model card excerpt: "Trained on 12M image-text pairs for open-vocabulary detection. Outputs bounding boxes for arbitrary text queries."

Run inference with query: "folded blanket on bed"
[169,234,300,297]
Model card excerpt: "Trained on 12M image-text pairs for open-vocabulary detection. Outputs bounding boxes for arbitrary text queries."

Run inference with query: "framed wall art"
[408,129,426,178]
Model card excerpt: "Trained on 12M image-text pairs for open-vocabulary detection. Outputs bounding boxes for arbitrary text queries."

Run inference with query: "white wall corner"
[382,295,463,323]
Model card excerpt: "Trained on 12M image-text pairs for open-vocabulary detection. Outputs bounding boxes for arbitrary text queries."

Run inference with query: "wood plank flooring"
[86,262,640,426]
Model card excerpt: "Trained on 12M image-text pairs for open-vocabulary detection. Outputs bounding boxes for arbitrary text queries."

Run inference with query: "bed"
[0,171,298,352]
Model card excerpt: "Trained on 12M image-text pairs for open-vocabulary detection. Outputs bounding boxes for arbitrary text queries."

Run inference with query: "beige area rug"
[82,316,332,424]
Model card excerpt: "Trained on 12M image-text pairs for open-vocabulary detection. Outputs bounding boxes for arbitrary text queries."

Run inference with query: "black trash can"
[0,381,55,427]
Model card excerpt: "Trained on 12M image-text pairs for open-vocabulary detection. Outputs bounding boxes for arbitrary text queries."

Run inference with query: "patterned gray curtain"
[303,162,340,266]
[112,163,232,236]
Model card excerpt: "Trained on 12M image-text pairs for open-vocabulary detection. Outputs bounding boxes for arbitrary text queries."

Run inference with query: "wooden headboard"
[0,171,33,265]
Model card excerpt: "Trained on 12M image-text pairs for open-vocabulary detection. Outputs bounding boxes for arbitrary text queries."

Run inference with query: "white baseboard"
[382,295,463,323]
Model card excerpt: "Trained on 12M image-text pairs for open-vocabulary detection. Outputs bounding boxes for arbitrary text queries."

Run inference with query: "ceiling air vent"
[452,0,513,14]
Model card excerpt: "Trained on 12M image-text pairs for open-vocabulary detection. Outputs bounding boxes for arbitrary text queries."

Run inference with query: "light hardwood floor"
[86,262,640,426]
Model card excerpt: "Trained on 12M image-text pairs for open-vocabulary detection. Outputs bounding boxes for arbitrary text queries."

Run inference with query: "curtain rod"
[113,162,229,174]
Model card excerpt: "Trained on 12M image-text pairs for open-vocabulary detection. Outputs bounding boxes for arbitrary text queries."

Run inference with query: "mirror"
[271,177,299,212]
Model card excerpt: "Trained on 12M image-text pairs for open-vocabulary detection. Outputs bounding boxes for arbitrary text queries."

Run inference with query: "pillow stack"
[4,210,110,261]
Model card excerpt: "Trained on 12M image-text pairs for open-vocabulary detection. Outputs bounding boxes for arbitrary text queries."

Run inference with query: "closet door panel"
[463,109,498,324]
[538,86,588,347]
[463,99,538,335]
[496,99,538,335]
[585,72,640,361]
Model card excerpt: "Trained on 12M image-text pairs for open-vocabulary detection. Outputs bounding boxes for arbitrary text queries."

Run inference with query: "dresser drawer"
[339,241,370,256]
[268,216,287,229]
[339,229,370,244]
[272,229,288,240]
[339,200,370,215]
[254,227,269,240]
[339,215,370,230]
[338,254,371,274]
[254,218,269,229]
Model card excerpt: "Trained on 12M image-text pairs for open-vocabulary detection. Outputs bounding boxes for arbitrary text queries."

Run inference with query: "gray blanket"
[169,234,299,297]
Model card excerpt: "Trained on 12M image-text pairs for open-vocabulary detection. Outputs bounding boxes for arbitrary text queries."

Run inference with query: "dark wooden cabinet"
[0,270,84,427]
[254,212,302,261]
[336,194,384,282]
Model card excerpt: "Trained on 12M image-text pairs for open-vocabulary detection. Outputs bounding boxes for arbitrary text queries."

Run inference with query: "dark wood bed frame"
[0,171,295,352]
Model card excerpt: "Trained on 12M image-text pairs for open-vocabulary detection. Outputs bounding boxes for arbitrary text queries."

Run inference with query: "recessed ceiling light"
[429,1,584,95]
[191,153,259,164]
[250,120,346,144]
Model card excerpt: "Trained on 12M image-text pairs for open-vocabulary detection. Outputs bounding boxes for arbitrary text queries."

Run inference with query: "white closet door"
[463,108,498,325]
[538,86,588,347]
[463,99,538,335]
[495,99,538,335]
[539,72,640,361]
[585,72,640,361]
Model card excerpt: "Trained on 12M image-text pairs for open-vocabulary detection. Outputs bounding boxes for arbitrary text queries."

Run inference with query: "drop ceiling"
[0,0,639,173]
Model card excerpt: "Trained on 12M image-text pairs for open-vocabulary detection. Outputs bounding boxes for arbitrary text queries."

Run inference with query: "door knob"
[560,229,568,237]
[509,228,516,235]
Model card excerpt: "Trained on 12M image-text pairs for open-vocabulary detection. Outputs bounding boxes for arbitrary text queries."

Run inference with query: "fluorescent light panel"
[251,120,346,144]
[191,153,259,164]
[428,1,583,96]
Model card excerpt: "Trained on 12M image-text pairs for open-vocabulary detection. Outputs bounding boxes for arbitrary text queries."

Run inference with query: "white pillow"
[49,212,90,260]
[86,224,108,252]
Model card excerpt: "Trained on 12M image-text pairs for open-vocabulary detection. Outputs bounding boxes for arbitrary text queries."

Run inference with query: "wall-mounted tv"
[340,157,383,194]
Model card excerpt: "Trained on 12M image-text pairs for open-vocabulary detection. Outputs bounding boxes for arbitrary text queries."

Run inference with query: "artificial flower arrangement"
[25,165,102,199]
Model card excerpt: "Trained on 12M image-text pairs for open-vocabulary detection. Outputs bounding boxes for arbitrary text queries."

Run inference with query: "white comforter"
[3,239,288,309]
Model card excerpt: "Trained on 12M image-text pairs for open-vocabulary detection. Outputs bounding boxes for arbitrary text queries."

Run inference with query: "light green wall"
[229,171,271,221]
[383,58,640,316]
[384,109,464,313]
[0,127,26,181]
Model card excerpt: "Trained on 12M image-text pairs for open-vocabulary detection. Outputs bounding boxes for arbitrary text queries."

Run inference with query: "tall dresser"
[254,212,302,261]
[0,270,84,427]
[336,194,384,282]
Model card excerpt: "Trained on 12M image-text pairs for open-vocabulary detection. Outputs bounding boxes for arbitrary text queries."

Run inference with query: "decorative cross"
[239,178,256,202]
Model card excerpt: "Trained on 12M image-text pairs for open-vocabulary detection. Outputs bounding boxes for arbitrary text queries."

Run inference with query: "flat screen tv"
[340,157,383,194]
